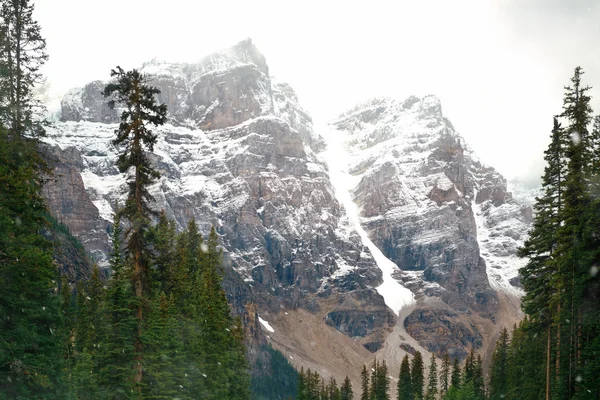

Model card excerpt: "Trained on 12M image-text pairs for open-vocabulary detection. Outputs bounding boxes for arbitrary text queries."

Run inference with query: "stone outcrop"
[43,39,533,376]
[330,95,532,356]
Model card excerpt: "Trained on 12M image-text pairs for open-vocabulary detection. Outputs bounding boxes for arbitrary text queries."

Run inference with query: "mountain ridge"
[41,39,533,394]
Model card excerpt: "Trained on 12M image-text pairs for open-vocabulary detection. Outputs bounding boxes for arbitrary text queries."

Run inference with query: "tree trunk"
[132,78,144,389]
[546,322,551,400]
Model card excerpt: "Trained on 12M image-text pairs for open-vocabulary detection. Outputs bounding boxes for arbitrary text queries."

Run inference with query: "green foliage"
[340,376,353,400]
[439,352,450,396]
[397,355,412,400]
[511,66,600,400]
[0,0,48,136]
[251,345,298,400]
[360,364,369,400]
[489,328,509,400]
[369,358,390,400]
[450,358,460,389]
[424,355,437,400]
[0,126,62,398]
[410,351,424,400]
[442,381,475,400]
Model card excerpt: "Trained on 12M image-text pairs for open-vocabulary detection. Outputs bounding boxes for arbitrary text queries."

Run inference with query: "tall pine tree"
[102,66,167,388]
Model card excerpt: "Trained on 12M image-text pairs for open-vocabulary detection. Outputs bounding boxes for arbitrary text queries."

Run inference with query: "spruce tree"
[410,352,424,400]
[450,358,460,389]
[96,214,136,397]
[341,376,354,400]
[0,124,62,397]
[0,0,48,136]
[397,355,412,400]
[424,354,437,400]
[463,348,475,385]
[489,328,509,400]
[440,352,450,396]
[360,365,370,400]
[103,66,167,388]
[472,355,484,399]
[554,66,593,398]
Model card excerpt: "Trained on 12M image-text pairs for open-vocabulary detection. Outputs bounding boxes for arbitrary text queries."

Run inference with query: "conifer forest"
[0,0,599,399]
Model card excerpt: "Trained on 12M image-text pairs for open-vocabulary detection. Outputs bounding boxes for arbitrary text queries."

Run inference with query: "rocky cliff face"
[42,39,532,383]
[322,96,532,359]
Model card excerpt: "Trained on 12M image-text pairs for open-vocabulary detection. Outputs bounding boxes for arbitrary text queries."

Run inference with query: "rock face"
[329,96,532,357]
[43,39,533,379]
[41,145,111,264]
[45,39,392,352]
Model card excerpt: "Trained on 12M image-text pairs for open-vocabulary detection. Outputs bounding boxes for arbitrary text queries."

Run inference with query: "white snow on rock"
[473,191,527,297]
[258,316,275,333]
[320,123,415,316]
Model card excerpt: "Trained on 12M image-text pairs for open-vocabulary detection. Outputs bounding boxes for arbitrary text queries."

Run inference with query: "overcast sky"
[35,0,600,187]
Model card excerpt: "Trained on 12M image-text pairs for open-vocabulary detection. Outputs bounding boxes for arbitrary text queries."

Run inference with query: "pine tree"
[228,315,252,400]
[0,123,62,397]
[410,352,424,400]
[424,354,437,400]
[58,276,75,398]
[102,66,167,389]
[96,214,136,398]
[360,365,370,400]
[463,349,475,385]
[489,328,509,400]
[298,368,307,400]
[472,355,484,399]
[341,376,354,400]
[150,211,176,294]
[141,292,189,400]
[554,66,594,398]
[450,358,460,389]
[397,355,412,400]
[440,352,450,396]
[0,0,48,136]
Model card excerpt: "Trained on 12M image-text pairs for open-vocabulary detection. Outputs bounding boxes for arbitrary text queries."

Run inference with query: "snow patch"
[320,123,415,315]
[258,316,275,333]
[473,193,526,297]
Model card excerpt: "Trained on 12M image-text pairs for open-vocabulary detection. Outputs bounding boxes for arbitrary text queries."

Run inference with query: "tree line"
[296,349,485,400]
[486,66,600,399]
[0,0,251,398]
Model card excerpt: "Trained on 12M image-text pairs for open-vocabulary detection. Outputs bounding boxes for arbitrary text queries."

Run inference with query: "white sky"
[35,0,600,187]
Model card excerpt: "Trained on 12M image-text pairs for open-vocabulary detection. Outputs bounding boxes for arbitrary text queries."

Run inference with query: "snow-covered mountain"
[42,39,533,387]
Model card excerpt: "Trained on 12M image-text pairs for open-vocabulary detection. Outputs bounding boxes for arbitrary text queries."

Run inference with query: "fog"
[35,0,600,187]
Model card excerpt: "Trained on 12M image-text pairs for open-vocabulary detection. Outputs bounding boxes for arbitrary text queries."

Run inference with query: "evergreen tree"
[472,355,484,399]
[96,214,137,398]
[341,376,354,400]
[141,292,189,399]
[463,348,475,386]
[58,275,75,398]
[298,368,307,400]
[440,352,450,396]
[0,124,62,397]
[397,355,412,400]
[450,358,460,389]
[360,365,370,400]
[103,65,167,388]
[424,354,437,400]
[370,359,378,400]
[489,328,509,400]
[0,0,48,136]
[410,351,424,400]
[554,66,594,398]
[150,211,176,294]
[328,377,341,400]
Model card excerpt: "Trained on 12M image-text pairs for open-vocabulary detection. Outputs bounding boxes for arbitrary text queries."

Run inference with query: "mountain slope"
[41,39,532,391]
